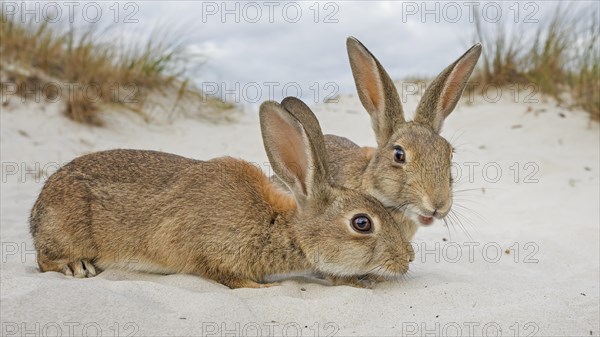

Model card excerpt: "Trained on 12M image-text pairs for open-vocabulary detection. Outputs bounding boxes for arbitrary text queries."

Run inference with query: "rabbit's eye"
[351,214,373,233]
[393,146,406,163]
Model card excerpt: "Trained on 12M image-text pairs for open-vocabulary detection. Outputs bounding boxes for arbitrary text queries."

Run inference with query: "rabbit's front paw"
[64,260,98,278]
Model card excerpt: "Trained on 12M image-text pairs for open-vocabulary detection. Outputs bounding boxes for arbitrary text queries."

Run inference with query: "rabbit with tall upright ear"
[322,37,482,240]
[30,100,412,288]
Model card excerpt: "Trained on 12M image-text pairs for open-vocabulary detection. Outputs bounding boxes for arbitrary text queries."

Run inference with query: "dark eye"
[393,146,406,163]
[351,214,373,233]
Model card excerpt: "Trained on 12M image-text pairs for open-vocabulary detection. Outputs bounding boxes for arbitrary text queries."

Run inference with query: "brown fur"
[30,102,412,288]
[320,37,482,241]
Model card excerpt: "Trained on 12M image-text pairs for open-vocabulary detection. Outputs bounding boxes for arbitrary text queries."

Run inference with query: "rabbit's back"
[323,135,371,190]
[31,149,196,236]
[29,149,198,273]
[30,149,298,280]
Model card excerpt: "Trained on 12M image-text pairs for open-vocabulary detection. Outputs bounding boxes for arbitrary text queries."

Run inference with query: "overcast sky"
[9,0,587,104]
[137,1,576,104]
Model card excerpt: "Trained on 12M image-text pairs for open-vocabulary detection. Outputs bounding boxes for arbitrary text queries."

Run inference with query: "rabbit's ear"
[414,43,482,133]
[280,97,328,161]
[260,100,331,205]
[347,36,405,147]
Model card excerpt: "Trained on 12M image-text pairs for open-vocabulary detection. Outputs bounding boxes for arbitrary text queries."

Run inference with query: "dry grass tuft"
[471,3,599,121]
[0,12,234,125]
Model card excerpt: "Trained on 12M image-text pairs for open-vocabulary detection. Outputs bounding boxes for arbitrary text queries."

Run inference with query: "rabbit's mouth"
[409,202,451,225]
[408,208,439,226]
[417,215,434,225]
[373,191,441,226]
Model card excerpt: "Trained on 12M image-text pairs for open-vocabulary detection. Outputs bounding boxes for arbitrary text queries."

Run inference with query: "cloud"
[133,1,564,105]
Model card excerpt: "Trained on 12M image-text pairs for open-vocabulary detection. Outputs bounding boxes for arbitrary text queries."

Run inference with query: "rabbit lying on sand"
[30,98,413,288]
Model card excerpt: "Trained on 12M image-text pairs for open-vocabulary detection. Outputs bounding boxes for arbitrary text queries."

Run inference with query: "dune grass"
[471,3,599,121]
[0,12,232,125]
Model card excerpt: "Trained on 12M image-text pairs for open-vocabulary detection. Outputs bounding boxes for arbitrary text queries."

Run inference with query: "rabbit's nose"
[432,199,451,217]
[433,202,445,212]
[422,196,445,215]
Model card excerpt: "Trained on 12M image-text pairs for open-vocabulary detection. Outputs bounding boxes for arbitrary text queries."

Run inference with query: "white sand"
[1,91,598,336]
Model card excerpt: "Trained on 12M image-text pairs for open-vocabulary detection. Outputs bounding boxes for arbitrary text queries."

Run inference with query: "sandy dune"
[1,91,598,336]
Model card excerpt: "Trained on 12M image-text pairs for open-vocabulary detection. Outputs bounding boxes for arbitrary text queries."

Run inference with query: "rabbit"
[317,37,482,241]
[29,98,414,289]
